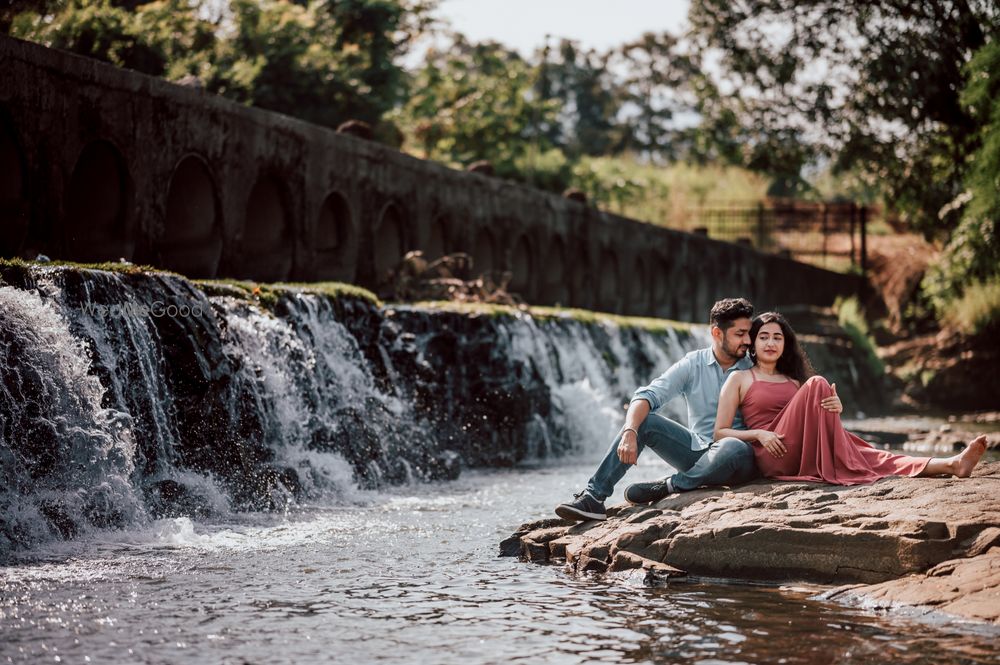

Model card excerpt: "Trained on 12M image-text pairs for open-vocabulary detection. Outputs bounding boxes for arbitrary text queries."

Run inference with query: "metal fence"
[685,200,869,274]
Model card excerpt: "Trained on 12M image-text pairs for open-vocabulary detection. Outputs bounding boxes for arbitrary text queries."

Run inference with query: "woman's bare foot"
[954,435,989,478]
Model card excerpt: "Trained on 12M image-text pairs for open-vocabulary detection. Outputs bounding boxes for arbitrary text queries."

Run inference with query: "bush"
[943,279,1000,335]
[833,296,884,378]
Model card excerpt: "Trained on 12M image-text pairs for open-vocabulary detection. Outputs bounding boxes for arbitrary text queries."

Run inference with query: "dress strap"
[749,368,760,382]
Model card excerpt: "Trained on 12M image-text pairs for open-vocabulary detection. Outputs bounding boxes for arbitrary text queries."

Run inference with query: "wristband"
[622,427,638,437]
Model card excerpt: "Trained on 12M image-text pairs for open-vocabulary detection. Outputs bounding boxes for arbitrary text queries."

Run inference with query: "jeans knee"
[716,437,753,465]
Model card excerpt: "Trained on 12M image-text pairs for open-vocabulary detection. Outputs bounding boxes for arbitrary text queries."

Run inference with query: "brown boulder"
[504,461,1000,624]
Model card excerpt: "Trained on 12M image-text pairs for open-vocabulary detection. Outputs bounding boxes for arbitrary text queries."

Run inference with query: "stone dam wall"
[0,35,863,319]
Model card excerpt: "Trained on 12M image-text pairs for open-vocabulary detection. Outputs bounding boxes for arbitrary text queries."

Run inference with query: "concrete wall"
[0,36,863,319]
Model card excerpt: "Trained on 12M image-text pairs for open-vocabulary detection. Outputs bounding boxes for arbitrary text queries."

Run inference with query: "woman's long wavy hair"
[749,312,814,384]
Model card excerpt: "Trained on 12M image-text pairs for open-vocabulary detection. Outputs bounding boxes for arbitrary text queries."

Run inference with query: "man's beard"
[723,342,749,361]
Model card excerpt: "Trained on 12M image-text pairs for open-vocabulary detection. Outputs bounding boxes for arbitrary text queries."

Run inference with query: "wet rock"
[39,501,78,539]
[82,486,127,529]
[823,540,1000,625]
[429,450,462,481]
[505,462,1000,624]
[146,479,213,518]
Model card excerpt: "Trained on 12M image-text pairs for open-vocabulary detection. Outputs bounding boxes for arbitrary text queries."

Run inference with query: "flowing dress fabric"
[743,374,929,485]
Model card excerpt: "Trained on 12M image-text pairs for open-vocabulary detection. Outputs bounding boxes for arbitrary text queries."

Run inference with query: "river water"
[2,270,998,663]
[3,455,998,665]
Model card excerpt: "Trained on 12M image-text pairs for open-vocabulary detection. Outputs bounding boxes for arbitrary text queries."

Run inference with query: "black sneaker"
[555,491,606,522]
[624,477,674,505]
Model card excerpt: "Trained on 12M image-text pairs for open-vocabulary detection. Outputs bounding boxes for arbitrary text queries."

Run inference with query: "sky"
[433,0,691,56]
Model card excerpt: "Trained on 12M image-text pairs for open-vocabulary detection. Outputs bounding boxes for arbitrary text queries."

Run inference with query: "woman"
[714,312,988,484]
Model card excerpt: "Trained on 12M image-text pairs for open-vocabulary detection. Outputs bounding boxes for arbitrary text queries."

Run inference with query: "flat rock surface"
[505,461,1000,624]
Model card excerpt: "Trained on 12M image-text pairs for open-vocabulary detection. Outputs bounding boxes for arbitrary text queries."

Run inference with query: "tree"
[8,0,189,76]
[924,38,1000,308]
[687,0,999,235]
[7,0,438,131]
[611,31,699,160]
[534,38,624,158]
[394,34,571,191]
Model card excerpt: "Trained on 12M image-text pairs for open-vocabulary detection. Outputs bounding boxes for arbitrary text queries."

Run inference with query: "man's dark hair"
[710,298,754,330]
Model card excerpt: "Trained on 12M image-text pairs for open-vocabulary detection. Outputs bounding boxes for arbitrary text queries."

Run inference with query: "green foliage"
[9,0,436,131]
[534,38,624,157]
[687,0,998,237]
[569,155,768,224]
[943,279,1000,335]
[393,36,570,190]
[923,38,1000,312]
[833,295,884,378]
[10,0,171,74]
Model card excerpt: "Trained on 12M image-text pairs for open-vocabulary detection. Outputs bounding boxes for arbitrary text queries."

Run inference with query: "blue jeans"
[585,413,758,501]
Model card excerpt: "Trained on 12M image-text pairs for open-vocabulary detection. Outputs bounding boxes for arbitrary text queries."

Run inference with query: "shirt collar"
[705,347,752,370]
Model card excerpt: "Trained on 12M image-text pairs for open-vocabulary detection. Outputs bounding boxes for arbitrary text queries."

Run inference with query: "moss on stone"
[195,278,379,309]
[272,281,380,306]
[0,257,178,276]
[407,300,693,333]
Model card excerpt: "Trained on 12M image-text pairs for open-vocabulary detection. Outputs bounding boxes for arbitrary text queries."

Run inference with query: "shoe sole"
[554,505,606,522]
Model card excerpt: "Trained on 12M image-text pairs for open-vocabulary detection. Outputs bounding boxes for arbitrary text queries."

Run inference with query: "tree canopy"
[686,0,999,237]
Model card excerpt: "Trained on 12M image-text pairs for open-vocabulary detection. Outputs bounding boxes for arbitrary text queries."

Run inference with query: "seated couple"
[555,298,989,522]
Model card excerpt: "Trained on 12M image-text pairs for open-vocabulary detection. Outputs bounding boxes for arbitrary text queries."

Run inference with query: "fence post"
[756,202,765,250]
[821,202,828,268]
[849,203,857,268]
[860,205,868,278]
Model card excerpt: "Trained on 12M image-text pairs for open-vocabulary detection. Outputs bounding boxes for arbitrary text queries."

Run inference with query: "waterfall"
[0,264,703,559]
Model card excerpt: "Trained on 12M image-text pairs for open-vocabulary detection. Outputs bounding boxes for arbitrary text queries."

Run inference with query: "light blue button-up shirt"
[631,346,752,450]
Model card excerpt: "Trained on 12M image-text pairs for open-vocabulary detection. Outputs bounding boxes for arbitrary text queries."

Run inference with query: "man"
[555,298,757,521]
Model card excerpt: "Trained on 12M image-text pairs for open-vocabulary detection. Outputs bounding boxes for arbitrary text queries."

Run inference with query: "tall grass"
[834,296,884,378]
[944,279,1000,335]
[571,156,769,228]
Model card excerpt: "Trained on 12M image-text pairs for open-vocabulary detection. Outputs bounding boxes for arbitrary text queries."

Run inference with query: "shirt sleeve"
[630,353,693,413]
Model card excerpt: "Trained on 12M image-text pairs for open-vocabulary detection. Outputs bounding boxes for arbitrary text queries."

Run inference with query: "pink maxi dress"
[742,372,929,485]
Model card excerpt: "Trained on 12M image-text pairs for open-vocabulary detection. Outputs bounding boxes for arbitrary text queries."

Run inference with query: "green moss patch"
[407,300,693,333]
[195,278,379,309]
[0,257,178,276]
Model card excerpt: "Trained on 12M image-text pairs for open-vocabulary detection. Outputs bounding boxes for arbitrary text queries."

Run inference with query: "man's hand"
[756,430,786,458]
[617,430,638,465]
[821,383,843,414]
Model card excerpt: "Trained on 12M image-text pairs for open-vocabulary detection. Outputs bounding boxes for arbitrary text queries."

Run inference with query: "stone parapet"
[0,35,862,319]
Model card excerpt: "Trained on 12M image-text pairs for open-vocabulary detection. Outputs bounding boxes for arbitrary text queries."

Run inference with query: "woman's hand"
[617,430,638,465]
[821,383,843,414]
[756,430,786,458]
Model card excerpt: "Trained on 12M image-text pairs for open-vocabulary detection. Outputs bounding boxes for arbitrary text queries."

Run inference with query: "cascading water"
[0,284,144,553]
[0,263,706,561]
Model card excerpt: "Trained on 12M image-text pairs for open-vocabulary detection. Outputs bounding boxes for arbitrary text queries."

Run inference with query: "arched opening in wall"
[373,202,406,283]
[541,237,568,305]
[160,155,222,278]
[0,113,27,258]
[629,256,648,313]
[570,241,590,308]
[316,191,355,281]
[509,234,534,298]
[598,249,620,313]
[651,258,671,317]
[242,174,293,281]
[65,140,133,262]
[425,215,449,260]
[472,228,496,277]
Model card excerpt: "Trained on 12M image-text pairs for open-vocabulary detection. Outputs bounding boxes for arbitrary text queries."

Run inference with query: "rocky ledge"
[501,461,1000,625]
